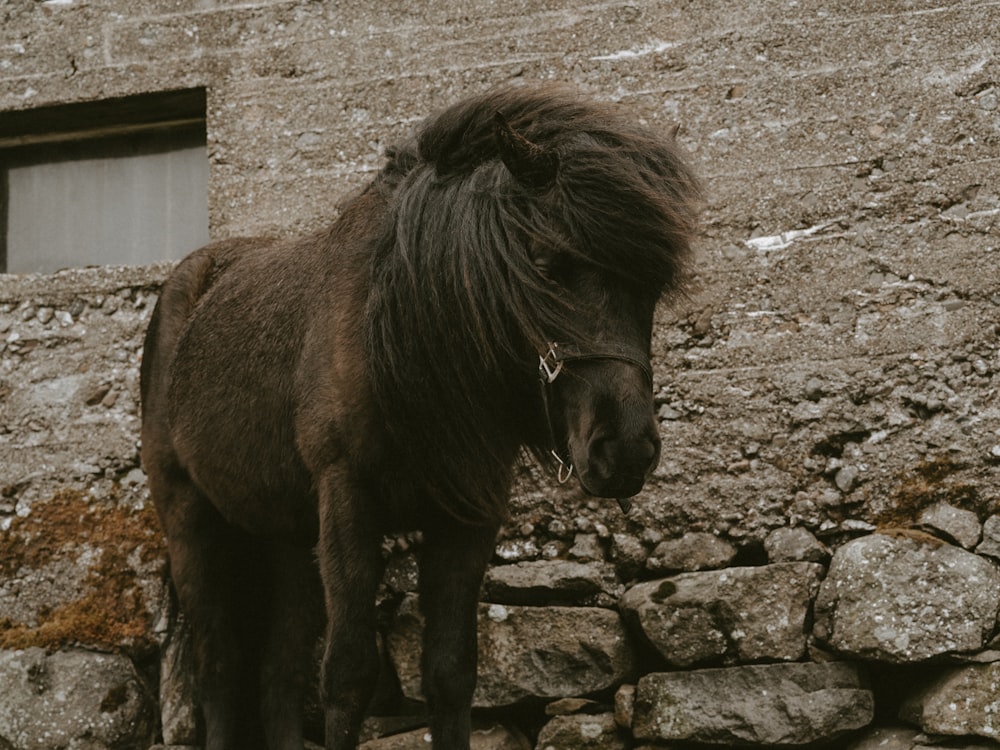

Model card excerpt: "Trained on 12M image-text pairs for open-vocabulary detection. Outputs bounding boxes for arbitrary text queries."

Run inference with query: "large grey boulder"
[0,647,155,750]
[387,595,635,707]
[632,662,873,746]
[619,562,823,667]
[813,532,1000,662]
[899,662,1000,741]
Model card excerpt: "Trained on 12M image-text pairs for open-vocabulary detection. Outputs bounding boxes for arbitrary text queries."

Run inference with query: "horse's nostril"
[588,433,660,482]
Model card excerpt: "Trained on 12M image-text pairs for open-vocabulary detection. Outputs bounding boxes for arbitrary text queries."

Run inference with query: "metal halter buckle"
[538,345,564,384]
[550,450,574,483]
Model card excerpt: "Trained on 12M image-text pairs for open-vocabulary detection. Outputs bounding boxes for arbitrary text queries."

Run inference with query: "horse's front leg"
[418,520,500,750]
[315,464,384,750]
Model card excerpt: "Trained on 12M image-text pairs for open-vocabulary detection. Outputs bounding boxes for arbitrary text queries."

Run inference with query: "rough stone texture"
[482,560,622,606]
[845,726,1000,750]
[918,501,982,549]
[0,647,155,750]
[645,532,737,574]
[633,662,874,746]
[620,562,823,667]
[387,595,635,708]
[535,713,627,750]
[845,727,923,750]
[764,526,829,564]
[358,724,530,750]
[899,663,1000,742]
[977,515,1000,560]
[813,533,1000,662]
[613,684,635,730]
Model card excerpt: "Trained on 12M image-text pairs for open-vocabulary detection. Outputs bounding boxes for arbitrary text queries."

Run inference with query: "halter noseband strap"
[537,341,652,514]
[539,342,653,387]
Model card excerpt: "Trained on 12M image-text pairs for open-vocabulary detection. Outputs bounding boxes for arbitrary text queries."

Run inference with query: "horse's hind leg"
[149,467,249,750]
[418,521,499,750]
[259,539,323,750]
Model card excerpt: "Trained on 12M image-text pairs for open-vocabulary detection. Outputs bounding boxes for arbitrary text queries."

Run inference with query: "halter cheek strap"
[537,341,652,514]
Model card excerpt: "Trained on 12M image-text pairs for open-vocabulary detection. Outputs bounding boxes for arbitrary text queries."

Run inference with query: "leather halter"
[538,342,653,388]
[537,341,653,513]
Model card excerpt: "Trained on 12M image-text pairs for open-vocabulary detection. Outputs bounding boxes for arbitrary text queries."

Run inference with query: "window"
[0,89,209,274]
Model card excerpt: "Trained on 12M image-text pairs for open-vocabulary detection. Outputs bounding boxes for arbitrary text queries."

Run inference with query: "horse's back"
[142,236,326,540]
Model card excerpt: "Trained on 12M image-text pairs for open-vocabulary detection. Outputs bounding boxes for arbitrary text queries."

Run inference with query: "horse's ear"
[493,112,558,188]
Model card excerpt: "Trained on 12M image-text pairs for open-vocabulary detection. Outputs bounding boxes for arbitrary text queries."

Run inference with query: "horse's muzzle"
[578,428,661,499]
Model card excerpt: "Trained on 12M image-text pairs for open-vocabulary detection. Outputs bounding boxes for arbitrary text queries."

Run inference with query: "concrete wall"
[1,1,999,748]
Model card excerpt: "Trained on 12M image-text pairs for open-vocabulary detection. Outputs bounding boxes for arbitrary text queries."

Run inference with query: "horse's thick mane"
[363,84,701,524]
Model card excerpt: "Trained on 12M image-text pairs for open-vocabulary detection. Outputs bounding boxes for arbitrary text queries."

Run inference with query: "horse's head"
[489,104,698,503]
[534,263,662,501]
[374,86,700,521]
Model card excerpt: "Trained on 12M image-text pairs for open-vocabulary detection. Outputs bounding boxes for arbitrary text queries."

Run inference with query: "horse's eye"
[533,251,573,285]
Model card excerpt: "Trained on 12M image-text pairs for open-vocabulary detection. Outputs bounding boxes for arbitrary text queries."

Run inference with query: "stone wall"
[2,0,999,748]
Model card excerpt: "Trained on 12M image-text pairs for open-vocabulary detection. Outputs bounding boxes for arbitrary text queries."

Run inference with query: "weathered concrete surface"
[2,0,999,554]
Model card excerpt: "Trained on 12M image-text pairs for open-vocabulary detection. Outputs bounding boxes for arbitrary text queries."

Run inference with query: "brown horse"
[140,84,700,750]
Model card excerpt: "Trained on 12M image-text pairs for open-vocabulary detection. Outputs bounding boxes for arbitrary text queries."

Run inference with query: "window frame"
[0,88,207,273]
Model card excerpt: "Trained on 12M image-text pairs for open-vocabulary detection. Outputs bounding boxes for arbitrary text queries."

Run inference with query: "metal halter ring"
[538,346,564,384]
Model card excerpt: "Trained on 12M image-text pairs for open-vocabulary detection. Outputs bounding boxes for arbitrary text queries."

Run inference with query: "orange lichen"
[0,487,166,653]
[873,455,988,528]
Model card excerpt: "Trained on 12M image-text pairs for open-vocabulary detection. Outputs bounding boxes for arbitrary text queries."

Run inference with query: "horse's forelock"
[365,85,701,524]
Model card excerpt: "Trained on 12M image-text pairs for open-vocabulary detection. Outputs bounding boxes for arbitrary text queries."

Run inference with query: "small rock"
[646,532,736,574]
[544,698,601,716]
[614,684,635,729]
[764,527,829,563]
[844,725,922,750]
[568,533,603,562]
[609,533,645,580]
[804,377,825,401]
[359,723,530,749]
[976,515,1000,559]
[835,465,859,492]
[535,713,626,750]
[919,501,981,549]
[657,404,682,420]
[791,400,827,423]
[494,538,539,562]
[483,560,621,605]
